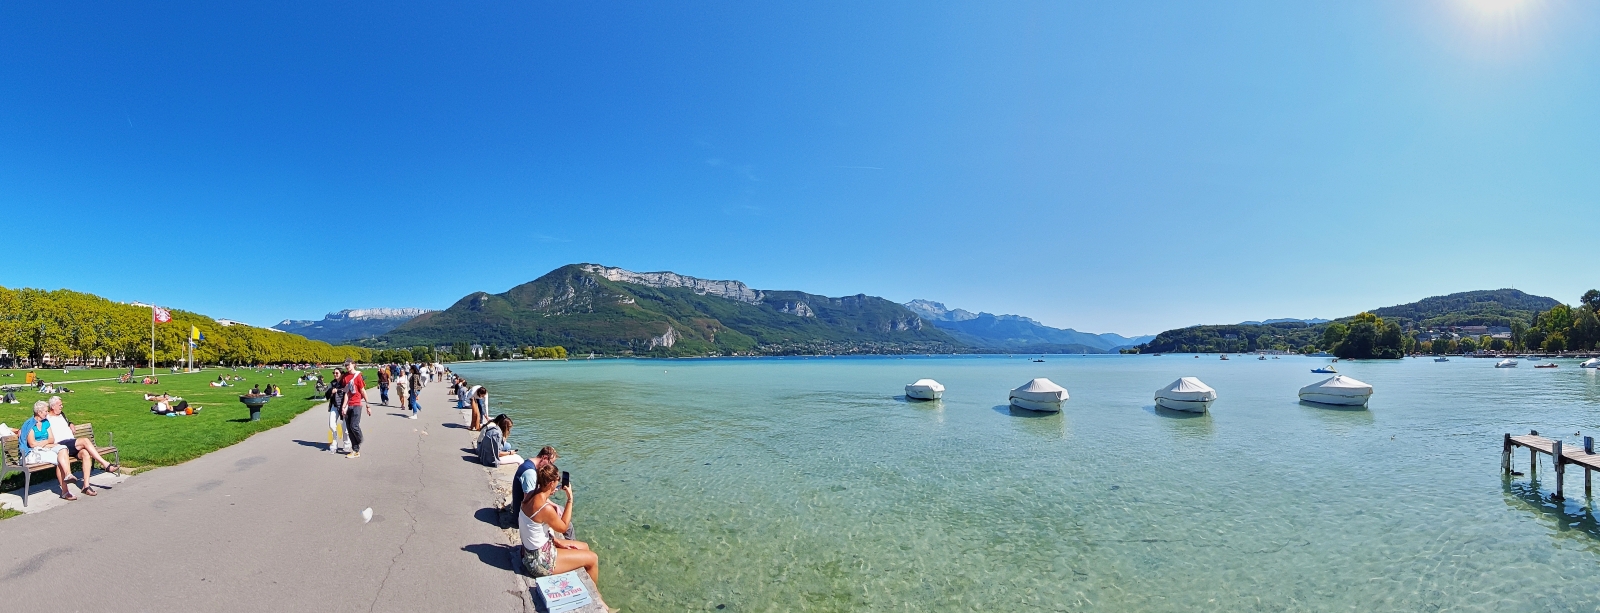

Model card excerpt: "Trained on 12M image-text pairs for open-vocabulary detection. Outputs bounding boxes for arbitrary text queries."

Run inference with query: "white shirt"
[46,413,72,443]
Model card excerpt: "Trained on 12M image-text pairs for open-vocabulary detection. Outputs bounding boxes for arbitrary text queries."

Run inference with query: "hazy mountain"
[1238,318,1330,326]
[274,308,434,344]
[379,264,958,356]
[903,300,1154,353]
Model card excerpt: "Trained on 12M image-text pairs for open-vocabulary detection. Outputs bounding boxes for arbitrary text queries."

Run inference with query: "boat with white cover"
[1582,358,1600,369]
[1495,359,1518,368]
[1009,378,1068,412]
[904,379,944,400]
[1154,377,1217,413]
[1298,375,1374,406]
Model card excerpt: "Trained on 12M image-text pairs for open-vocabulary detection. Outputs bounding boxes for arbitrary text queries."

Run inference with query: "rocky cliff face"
[580,264,765,304]
[903,299,979,322]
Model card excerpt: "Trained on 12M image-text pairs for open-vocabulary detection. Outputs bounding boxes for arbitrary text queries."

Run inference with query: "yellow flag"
[191,325,201,341]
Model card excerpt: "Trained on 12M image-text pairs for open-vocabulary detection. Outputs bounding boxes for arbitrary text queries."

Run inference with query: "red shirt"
[343,372,366,407]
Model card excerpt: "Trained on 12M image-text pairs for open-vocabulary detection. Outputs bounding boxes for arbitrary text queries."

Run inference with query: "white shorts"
[25,445,65,466]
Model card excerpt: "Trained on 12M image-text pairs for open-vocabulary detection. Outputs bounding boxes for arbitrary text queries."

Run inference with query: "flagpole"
[150,307,156,378]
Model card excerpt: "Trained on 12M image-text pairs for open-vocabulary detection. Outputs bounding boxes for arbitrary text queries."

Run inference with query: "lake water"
[455,355,1600,612]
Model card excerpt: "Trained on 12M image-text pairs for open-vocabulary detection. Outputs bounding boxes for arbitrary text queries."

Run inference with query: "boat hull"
[1299,392,1371,406]
[1155,397,1212,413]
[904,387,942,400]
[1009,397,1065,412]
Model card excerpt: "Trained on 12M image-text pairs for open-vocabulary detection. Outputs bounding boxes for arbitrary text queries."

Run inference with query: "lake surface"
[455,355,1600,612]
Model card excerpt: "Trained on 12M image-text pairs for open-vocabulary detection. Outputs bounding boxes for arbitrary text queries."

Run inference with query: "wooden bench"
[1,423,118,507]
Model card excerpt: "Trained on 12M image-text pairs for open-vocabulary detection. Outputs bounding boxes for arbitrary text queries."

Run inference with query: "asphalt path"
[0,377,531,612]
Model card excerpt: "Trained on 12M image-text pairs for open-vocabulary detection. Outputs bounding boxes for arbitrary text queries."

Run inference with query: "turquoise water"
[457,356,1600,612]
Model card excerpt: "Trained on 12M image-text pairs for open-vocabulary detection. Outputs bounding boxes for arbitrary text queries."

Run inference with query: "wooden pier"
[1503,431,1600,501]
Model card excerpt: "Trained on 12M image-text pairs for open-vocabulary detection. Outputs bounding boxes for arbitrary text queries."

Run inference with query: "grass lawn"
[1,366,374,497]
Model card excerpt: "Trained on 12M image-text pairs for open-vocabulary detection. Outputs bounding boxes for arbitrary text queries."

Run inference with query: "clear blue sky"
[4,1,1597,335]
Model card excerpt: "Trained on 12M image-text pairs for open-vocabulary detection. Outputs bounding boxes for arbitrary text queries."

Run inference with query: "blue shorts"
[59,438,78,452]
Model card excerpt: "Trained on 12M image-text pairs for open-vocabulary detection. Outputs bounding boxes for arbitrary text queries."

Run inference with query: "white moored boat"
[1154,377,1217,413]
[1298,375,1374,406]
[904,379,944,400]
[1009,378,1069,412]
[1582,358,1600,369]
[1495,359,1518,368]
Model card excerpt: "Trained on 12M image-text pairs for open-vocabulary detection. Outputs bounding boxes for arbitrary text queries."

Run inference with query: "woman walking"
[407,366,423,419]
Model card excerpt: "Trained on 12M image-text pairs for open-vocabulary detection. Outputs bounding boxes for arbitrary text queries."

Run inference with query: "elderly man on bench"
[47,396,119,495]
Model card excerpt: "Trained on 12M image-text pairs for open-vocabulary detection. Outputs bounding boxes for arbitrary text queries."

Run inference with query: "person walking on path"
[326,367,350,454]
[407,367,423,419]
[395,377,407,417]
[339,362,371,458]
[377,366,392,406]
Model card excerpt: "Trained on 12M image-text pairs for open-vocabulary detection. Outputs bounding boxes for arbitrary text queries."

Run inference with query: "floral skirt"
[521,543,556,577]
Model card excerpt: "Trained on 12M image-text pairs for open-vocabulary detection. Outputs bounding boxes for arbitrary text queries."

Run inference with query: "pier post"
[1553,440,1565,501]
[1502,434,1512,474]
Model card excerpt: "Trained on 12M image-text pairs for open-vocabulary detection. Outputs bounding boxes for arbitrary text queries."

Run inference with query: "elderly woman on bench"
[21,401,77,500]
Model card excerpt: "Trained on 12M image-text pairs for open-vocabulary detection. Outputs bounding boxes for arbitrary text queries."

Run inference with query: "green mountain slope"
[1137,289,1560,355]
[378,264,959,356]
[1367,289,1558,328]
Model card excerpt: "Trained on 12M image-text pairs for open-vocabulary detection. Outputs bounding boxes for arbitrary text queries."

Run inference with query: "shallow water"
[456,355,1600,612]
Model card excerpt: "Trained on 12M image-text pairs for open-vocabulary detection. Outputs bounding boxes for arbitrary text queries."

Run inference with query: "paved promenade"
[0,380,532,612]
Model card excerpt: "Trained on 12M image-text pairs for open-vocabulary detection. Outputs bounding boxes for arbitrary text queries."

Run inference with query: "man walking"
[407,366,423,419]
[339,362,371,458]
[377,365,392,406]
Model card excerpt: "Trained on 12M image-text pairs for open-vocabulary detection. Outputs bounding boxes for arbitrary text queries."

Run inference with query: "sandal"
[61,493,77,501]
[104,463,121,474]
[81,486,97,496]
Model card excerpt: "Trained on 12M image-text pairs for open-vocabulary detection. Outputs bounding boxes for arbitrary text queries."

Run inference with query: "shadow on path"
[461,543,516,572]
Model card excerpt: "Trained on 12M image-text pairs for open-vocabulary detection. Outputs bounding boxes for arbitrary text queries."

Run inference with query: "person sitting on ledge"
[520,464,601,599]
[476,414,519,466]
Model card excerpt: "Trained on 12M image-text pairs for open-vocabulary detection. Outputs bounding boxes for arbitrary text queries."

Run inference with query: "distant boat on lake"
[1010,378,1068,412]
[1495,359,1518,368]
[1582,358,1600,369]
[1299,375,1373,406]
[1435,357,1449,362]
[1155,377,1217,413]
[904,379,944,400]
[1535,363,1558,369]
[1311,365,1337,374]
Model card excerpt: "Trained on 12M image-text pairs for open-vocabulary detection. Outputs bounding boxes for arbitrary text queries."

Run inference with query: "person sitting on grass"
[47,396,119,495]
[476,414,519,466]
[520,463,602,600]
[21,402,76,501]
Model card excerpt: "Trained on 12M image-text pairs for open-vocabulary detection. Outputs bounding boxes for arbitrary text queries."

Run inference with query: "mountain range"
[274,308,435,344]
[377,264,958,356]
[902,300,1152,353]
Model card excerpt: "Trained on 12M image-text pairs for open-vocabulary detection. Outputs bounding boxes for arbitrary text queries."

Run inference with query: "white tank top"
[519,502,555,551]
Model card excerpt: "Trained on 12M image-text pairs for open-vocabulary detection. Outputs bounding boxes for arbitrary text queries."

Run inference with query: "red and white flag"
[152,306,172,324]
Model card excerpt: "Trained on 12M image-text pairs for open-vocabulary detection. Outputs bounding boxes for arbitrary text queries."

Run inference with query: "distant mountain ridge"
[903,300,1153,353]
[274,308,434,344]
[378,264,957,356]
[1238,318,1330,326]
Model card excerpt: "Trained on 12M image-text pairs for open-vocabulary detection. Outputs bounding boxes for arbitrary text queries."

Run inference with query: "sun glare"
[1458,0,1535,21]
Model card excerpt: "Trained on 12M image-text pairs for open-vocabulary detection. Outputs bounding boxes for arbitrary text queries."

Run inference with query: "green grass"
[1,367,370,484]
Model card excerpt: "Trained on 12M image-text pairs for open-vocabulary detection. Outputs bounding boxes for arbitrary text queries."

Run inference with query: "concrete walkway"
[0,379,532,612]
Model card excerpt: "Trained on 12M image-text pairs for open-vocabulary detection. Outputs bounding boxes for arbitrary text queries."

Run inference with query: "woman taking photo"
[520,464,602,601]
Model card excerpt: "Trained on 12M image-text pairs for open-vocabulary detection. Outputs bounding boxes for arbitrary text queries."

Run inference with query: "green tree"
[1545,332,1566,352]
[1322,322,1349,349]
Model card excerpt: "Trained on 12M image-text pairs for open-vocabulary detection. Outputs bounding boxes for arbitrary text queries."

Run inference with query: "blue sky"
[3,1,1597,335]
